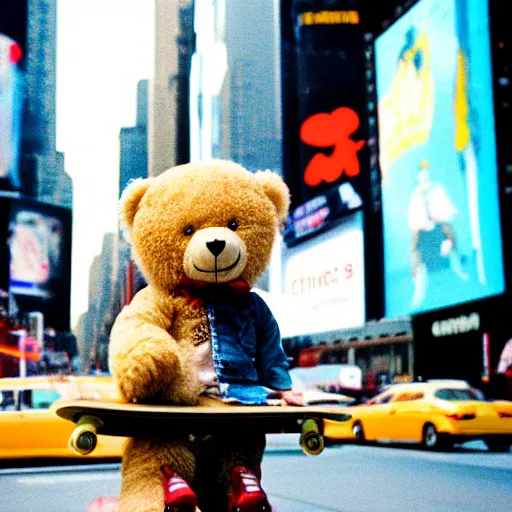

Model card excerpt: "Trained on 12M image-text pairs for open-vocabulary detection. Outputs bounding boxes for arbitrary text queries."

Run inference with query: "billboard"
[280,210,365,337]
[0,34,23,190]
[0,196,72,331]
[376,0,505,317]
[281,0,369,246]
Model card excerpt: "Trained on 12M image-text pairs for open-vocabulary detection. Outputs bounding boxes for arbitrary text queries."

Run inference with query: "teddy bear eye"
[227,219,239,231]
[183,225,195,236]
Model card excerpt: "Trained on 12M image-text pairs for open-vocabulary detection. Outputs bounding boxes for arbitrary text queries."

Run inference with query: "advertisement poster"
[8,205,67,299]
[2,197,72,331]
[376,0,504,317]
[280,211,365,336]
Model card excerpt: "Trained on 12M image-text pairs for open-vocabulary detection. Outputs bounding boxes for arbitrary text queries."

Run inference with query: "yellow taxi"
[324,380,512,451]
[0,375,124,459]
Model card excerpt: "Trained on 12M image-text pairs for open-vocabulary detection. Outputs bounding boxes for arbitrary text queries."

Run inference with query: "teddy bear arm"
[109,290,187,403]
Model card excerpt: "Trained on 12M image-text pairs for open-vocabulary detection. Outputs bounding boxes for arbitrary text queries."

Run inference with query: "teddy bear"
[109,160,299,512]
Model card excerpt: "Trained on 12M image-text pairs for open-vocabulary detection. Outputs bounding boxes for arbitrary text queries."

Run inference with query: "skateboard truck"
[69,415,103,455]
[299,418,325,456]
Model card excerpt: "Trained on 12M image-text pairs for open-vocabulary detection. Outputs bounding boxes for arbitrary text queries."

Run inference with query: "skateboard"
[53,398,351,457]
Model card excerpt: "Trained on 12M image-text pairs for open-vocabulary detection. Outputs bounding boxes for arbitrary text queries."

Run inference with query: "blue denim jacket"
[207,292,292,404]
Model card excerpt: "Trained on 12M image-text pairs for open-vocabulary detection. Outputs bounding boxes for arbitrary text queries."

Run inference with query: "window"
[394,392,424,402]
[32,389,62,409]
[19,389,62,410]
[0,390,16,410]
[370,393,393,404]
[434,388,481,401]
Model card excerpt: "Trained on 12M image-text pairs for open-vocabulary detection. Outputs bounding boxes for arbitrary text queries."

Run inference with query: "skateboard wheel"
[300,418,325,456]
[69,415,102,456]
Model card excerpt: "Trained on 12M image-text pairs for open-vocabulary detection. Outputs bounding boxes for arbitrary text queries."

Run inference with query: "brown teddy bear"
[109,160,299,512]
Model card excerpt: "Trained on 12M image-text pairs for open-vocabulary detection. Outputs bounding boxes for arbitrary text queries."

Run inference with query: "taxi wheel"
[352,421,366,443]
[422,423,440,450]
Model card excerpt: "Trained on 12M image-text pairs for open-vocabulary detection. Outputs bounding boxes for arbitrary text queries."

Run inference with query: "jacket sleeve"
[252,293,292,390]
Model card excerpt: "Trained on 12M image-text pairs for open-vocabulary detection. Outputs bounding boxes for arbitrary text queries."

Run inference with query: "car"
[297,388,356,407]
[0,375,124,459]
[289,367,357,406]
[323,380,512,451]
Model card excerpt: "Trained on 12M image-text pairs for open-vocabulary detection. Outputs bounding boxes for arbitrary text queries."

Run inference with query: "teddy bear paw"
[117,354,172,403]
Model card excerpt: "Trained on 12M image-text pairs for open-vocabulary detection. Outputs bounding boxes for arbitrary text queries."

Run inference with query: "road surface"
[0,438,510,511]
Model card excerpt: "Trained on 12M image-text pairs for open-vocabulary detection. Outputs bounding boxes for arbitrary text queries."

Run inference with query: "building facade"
[120,80,148,195]
[190,0,282,173]
[19,0,73,208]
[149,0,195,177]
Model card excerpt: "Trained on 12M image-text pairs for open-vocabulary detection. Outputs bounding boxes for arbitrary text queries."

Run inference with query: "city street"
[1,437,511,512]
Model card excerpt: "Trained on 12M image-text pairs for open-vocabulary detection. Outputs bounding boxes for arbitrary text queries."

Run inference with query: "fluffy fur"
[109,160,290,511]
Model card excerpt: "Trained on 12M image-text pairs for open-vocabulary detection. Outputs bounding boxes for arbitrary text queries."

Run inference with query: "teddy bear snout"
[183,227,248,283]
[206,239,226,257]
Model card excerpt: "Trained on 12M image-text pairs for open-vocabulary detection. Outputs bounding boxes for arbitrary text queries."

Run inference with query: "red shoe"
[228,466,271,512]
[161,465,197,512]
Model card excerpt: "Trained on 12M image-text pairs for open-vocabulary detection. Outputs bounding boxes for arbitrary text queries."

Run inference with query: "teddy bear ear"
[254,170,291,224]
[119,178,152,237]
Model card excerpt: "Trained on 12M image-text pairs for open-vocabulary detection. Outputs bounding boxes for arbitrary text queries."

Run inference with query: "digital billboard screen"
[280,210,365,337]
[0,33,23,190]
[376,0,504,317]
[280,1,369,247]
[0,196,72,331]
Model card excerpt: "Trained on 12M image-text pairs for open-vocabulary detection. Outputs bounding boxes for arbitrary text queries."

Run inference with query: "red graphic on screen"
[300,107,365,186]
[9,43,23,64]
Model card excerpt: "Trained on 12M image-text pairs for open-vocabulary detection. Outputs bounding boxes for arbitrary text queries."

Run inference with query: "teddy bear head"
[119,160,290,291]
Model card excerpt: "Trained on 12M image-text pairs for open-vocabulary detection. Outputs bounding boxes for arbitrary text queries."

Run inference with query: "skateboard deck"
[53,397,351,457]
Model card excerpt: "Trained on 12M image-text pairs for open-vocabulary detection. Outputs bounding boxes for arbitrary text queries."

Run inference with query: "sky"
[56,0,154,329]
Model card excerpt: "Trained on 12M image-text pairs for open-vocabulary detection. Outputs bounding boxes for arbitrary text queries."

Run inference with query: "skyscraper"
[120,80,148,196]
[79,232,115,372]
[148,0,179,177]
[104,80,151,354]
[190,0,282,173]
[19,0,73,208]
[226,0,282,173]
[149,0,194,177]
[23,0,56,156]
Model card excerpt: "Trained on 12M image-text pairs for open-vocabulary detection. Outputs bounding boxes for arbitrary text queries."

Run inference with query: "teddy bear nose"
[206,239,226,257]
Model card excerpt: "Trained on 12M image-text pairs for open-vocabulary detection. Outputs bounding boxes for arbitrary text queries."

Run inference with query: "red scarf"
[174,277,251,308]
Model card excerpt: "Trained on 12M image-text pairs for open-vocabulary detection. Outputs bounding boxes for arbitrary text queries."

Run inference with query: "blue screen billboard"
[376,0,504,317]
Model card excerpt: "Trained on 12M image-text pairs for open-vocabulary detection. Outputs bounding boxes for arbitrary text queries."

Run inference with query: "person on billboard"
[408,160,468,307]
[453,0,485,286]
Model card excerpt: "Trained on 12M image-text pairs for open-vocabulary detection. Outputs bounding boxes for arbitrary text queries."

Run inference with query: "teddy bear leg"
[194,433,267,512]
[118,437,197,512]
